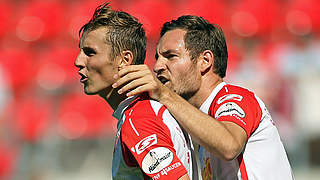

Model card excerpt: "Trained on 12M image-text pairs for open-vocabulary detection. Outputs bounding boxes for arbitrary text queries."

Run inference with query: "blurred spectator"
[263,33,320,169]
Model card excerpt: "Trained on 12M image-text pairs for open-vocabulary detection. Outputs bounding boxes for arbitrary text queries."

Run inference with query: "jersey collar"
[113,95,137,121]
[199,82,226,113]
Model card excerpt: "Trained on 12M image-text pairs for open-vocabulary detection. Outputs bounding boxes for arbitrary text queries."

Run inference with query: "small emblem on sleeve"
[215,102,245,119]
[217,94,243,104]
[141,147,173,174]
[135,134,157,155]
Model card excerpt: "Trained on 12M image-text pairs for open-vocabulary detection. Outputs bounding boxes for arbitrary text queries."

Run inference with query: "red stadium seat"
[144,40,158,68]
[0,47,35,96]
[16,0,66,41]
[35,45,79,90]
[286,0,320,35]
[226,44,244,74]
[124,0,173,39]
[57,92,116,139]
[0,2,12,38]
[175,0,228,28]
[66,0,120,40]
[231,0,281,37]
[9,97,52,142]
[0,142,18,179]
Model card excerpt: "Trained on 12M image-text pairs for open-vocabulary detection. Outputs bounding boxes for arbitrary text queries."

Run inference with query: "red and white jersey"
[112,94,197,180]
[199,82,294,180]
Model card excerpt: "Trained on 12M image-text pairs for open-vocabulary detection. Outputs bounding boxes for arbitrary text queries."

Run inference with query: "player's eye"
[83,47,96,57]
[167,54,177,59]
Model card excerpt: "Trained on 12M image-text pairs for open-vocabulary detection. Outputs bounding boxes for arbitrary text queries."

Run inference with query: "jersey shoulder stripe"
[209,84,263,137]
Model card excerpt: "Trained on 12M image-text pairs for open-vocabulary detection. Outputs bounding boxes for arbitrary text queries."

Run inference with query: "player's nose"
[153,57,167,74]
[74,51,86,69]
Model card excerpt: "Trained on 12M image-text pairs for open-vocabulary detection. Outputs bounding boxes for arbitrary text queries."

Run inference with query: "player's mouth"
[157,76,169,85]
[79,72,88,83]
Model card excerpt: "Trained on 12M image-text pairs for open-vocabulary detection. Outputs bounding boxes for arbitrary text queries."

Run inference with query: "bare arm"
[113,65,247,160]
[157,86,247,160]
[179,174,190,180]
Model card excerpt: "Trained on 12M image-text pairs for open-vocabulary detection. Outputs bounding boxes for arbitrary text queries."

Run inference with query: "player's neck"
[99,87,127,110]
[188,75,223,108]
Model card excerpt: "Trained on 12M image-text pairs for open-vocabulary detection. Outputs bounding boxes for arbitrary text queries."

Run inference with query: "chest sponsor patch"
[215,102,245,119]
[217,94,243,104]
[135,134,157,155]
[141,147,173,174]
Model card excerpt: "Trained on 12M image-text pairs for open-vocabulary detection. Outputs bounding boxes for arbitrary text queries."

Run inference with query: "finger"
[117,75,152,94]
[113,69,151,88]
[126,84,152,97]
[117,64,149,78]
[114,65,141,79]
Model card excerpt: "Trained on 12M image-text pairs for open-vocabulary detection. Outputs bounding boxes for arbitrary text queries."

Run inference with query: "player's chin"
[163,81,171,88]
[84,91,96,95]
[84,86,98,95]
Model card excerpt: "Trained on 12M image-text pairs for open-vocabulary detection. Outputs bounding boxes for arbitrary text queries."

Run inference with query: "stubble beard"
[173,76,200,101]
[176,65,200,101]
[176,86,198,101]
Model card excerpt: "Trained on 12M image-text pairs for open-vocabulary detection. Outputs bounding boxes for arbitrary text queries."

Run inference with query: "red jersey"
[112,94,197,180]
[199,82,294,180]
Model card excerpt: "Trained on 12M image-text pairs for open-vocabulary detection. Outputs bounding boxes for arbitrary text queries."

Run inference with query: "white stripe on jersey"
[150,100,162,116]
[129,118,140,136]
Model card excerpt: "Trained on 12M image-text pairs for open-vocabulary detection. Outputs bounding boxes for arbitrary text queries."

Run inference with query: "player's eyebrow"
[83,46,95,52]
[155,48,179,60]
[161,50,178,56]
[162,50,173,54]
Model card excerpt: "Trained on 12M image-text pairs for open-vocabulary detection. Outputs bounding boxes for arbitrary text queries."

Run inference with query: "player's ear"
[119,50,134,67]
[199,50,214,74]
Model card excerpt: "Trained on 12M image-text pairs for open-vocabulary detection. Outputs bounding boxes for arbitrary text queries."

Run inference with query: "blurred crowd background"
[0,0,319,179]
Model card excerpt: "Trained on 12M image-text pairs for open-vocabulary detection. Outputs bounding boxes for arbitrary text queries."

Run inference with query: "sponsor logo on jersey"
[151,162,182,180]
[135,134,157,155]
[142,147,173,174]
[215,102,245,119]
[217,94,243,104]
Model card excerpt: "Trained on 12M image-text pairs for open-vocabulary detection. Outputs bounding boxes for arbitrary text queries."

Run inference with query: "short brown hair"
[161,15,228,78]
[79,3,146,65]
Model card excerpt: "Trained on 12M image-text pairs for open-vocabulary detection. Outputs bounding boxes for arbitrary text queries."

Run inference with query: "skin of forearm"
[159,88,243,161]
[179,174,190,180]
